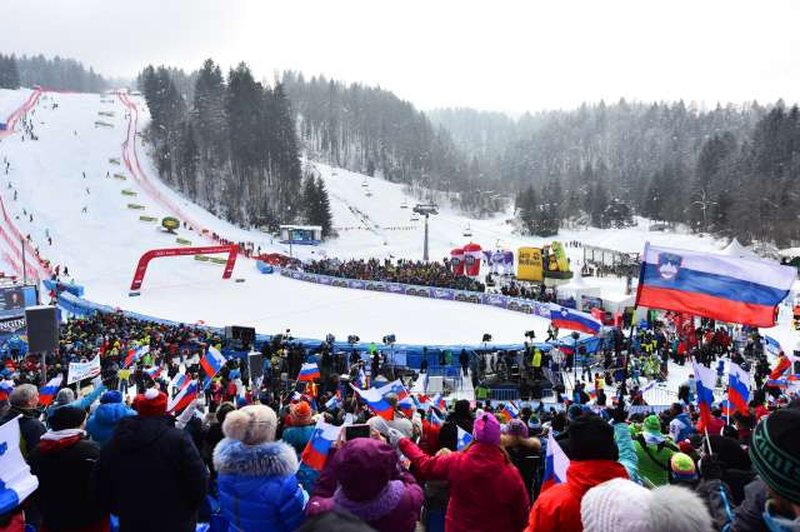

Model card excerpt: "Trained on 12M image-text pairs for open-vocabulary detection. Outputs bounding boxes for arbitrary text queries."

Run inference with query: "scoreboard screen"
[0,285,37,319]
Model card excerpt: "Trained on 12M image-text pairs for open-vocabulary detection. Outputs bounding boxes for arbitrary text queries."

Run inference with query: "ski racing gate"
[129,244,239,293]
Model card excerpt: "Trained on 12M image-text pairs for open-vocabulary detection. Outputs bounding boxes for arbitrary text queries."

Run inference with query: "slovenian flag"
[298,362,321,382]
[0,416,39,514]
[541,431,570,492]
[0,380,14,402]
[727,361,751,414]
[377,379,410,400]
[167,380,198,414]
[693,360,717,430]
[124,345,150,368]
[200,346,227,386]
[351,384,394,420]
[636,243,795,327]
[300,419,343,471]
[456,426,473,450]
[38,375,63,407]
[502,401,520,419]
[549,304,602,335]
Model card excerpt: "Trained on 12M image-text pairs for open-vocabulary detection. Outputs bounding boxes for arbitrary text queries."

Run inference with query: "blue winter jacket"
[213,438,308,532]
[86,402,136,446]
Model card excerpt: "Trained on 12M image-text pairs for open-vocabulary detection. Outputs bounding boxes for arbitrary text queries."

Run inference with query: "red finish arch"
[130,244,239,291]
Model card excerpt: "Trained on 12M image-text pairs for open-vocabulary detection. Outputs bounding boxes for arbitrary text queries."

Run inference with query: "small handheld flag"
[352,385,394,420]
[167,380,198,414]
[549,304,602,335]
[0,380,14,402]
[200,346,227,387]
[692,361,717,429]
[123,345,150,368]
[300,419,343,471]
[541,431,570,492]
[501,401,520,420]
[297,362,321,382]
[38,375,64,407]
[456,426,473,450]
[727,362,751,414]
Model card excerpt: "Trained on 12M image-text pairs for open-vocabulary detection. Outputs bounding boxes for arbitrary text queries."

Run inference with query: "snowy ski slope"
[0,87,796,350]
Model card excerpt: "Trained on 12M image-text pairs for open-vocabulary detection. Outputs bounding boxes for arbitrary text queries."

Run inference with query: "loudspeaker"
[248,352,263,384]
[26,306,58,353]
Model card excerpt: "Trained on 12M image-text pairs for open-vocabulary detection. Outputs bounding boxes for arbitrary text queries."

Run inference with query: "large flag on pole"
[727,362,751,414]
[636,243,795,327]
[549,304,602,334]
[0,416,39,514]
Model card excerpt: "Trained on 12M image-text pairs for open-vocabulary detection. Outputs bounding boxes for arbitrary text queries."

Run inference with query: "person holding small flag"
[282,401,316,456]
[85,390,136,447]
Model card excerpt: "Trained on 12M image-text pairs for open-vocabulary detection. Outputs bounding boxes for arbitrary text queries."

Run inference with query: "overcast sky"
[3,0,799,114]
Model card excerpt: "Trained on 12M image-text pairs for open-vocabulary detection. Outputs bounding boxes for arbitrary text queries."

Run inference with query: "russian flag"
[456,426,473,450]
[124,345,150,368]
[167,380,198,413]
[636,243,795,327]
[584,383,597,401]
[549,304,602,335]
[502,401,520,419]
[297,362,321,382]
[38,375,63,407]
[0,380,13,402]
[300,419,343,471]
[200,346,226,383]
[727,361,751,414]
[718,399,733,417]
[693,360,717,429]
[541,431,570,493]
[352,384,394,420]
[144,366,162,380]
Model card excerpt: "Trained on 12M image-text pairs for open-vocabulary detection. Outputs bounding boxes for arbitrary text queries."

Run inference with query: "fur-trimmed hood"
[213,438,298,477]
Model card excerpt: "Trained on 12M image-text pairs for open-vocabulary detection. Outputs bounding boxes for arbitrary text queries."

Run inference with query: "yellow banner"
[551,241,570,272]
[517,247,543,281]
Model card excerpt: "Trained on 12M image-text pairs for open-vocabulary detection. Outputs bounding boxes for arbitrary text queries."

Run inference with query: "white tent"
[557,274,601,311]
[721,238,758,260]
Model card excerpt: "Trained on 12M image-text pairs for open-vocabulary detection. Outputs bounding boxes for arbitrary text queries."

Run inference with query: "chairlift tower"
[413,203,439,261]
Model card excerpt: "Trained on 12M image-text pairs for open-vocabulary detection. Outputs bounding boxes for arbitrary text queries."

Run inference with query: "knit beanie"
[473,413,501,445]
[55,388,75,406]
[670,452,698,482]
[133,388,167,417]
[49,405,86,431]
[454,399,471,418]
[100,390,123,404]
[581,478,651,532]
[216,402,236,425]
[290,401,313,426]
[223,404,277,445]
[643,414,662,434]
[749,409,800,504]
[506,418,529,438]
[568,415,618,461]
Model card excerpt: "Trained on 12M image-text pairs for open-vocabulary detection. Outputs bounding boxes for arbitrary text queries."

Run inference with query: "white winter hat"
[222,404,277,445]
[581,478,651,532]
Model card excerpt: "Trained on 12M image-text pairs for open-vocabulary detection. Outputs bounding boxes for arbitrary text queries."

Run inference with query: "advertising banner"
[432,288,456,301]
[517,247,544,282]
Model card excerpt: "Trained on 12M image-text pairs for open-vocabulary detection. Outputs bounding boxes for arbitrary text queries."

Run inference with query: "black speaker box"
[26,306,59,353]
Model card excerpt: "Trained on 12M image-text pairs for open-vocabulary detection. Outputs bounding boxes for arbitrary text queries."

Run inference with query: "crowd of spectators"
[302,257,486,292]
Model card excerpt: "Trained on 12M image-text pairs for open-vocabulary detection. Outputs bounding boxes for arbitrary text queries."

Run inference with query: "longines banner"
[0,316,26,337]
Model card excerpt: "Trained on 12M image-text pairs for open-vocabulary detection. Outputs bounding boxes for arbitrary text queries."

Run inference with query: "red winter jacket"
[524,459,628,532]
[400,438,529,532]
